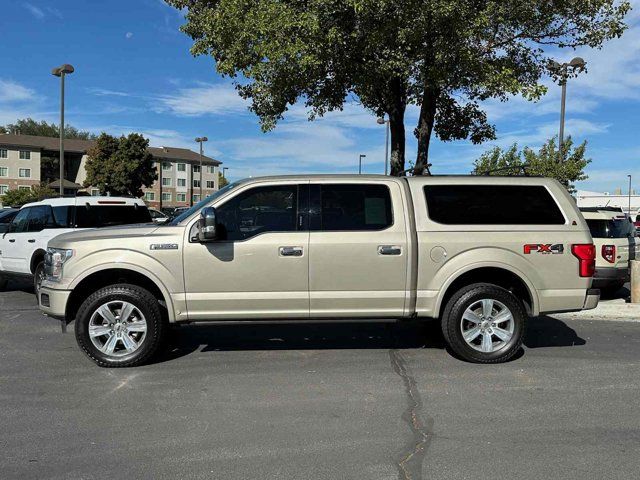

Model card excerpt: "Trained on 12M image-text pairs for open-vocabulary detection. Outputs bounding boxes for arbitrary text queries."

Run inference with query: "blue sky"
[1,0,639,193]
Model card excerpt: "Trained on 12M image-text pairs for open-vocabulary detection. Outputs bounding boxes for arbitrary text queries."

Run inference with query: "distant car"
[0,208,18,234]
[149,208,169,224]
[0,197,152,293]
[580,207,640,294]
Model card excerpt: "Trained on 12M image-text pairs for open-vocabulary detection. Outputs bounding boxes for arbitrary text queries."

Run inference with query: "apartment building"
[0,134,221,209]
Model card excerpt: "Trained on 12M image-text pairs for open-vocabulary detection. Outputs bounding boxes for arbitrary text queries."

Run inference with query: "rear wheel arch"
[66,268,174,323]
[436,266,537,318]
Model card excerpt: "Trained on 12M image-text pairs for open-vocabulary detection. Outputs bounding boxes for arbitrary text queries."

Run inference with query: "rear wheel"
[441,283,526,363]
[0,274,7,291]
[75,284,167,367]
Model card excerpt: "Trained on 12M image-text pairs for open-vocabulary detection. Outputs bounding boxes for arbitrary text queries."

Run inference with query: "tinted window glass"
[27,206,56,232]
[586,219,632,238]
[74,205,152,228]
[52,206,74,228]
[9,208,31,233]
[424,185,565,225]
[319,184,392,231]
[0,210,17,224]
[217,185,298,240]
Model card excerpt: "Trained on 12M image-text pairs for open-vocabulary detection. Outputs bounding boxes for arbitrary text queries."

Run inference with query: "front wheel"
[75,284,167,367]
[33,261,45,295]
[441,283,526,363]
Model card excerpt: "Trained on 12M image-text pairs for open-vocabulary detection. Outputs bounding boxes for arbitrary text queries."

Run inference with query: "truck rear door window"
[586,219,632,238]
[74,205,152,228]
[423,185,565,225]
[318,184,392,231]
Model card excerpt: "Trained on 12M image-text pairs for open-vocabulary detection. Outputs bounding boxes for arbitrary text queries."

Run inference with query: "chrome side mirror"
[198,206,217,242]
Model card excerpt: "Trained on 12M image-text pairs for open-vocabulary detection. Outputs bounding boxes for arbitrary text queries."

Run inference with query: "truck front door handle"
[378,245,402,256]
[279,246,303,257]
[9,239,15,243]
[28,239,35,243]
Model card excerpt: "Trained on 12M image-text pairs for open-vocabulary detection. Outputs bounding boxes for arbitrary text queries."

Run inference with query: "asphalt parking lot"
[1,281,640,480]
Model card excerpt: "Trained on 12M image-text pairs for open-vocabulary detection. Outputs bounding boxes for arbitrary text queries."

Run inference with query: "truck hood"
[49,223,161,246]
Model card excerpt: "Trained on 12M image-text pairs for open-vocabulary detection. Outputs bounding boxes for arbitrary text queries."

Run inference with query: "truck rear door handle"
[9,239,15,243]
[28,239,35,243]
[279,246,303,257]
[378,245,402,255]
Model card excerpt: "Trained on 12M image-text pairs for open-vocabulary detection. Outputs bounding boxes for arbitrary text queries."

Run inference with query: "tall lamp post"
[194,136,208,201]
[222,167,228,179]
[628,174,633,218]
[51,64,74,197]
[551,57,586,163]
[377,117,390,175]
[358,154,366,174]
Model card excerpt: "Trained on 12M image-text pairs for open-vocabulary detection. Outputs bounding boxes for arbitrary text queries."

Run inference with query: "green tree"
[0,118,96,140]
[84,133,157,197]
[472,137,591,193]
[1,185,56,207]
[167,0,629,175]
[218,171,229,188]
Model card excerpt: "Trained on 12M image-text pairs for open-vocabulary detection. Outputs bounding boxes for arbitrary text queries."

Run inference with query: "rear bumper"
[592,266,628,288]
[582,288,600,310]
[38,285,71,320]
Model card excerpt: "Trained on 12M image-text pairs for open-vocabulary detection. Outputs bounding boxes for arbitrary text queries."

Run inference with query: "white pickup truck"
[38,175,599,367]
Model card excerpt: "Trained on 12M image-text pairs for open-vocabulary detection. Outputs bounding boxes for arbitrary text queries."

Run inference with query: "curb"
[552,299,640,322]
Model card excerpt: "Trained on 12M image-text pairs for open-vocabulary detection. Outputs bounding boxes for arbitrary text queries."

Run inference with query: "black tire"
[75,284,167,367]
[441,283,526,364]
[0,275,7,291]
[33,261,45,295]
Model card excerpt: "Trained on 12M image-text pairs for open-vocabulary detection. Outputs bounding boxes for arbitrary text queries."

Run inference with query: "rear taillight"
[602,244,616,264]
[571,244,596,277]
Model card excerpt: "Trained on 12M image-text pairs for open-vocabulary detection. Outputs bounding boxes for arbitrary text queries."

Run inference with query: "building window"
[162,192,172,202]
[162,162,172,170]
[19,151,31,160]
[0,185,8,195]
[208,166,216,174]
[144,192,155,201]
[0,167,7,177]
[18,185,31,191]
[19,168,31,178]
[0,149,7,158]
[193,165,201,173]
[177,178,186,187]
[192,194,201,203]
[206,180,215,189]
[193,179,201,188]
[91,189,100,196]
[162,177,171,187]
[176,193,186,202]
[177,163,186,172]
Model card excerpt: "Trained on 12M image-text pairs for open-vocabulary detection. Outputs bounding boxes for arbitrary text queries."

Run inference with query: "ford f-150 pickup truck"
[38,175,599,367]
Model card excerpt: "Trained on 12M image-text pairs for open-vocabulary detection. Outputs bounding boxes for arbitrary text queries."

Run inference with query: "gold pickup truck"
[39,175,598,367]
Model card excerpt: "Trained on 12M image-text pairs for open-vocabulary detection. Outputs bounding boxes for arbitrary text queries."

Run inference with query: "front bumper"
[38,285,71,320]
[592,266,629,288]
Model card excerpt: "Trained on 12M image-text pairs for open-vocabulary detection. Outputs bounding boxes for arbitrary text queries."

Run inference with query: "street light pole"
[51,64,74,197]
[359,154,366,174]
[194,136,208,201]
[629,174,632,218]
[552,57,586,163]
[222,167,228,179]
[377,117,390,175]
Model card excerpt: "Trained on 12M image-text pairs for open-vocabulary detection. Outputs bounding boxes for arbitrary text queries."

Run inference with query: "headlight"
[45,248,74,282]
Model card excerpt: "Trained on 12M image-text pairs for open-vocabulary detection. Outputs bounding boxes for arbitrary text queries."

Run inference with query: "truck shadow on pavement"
[155,315,586,364]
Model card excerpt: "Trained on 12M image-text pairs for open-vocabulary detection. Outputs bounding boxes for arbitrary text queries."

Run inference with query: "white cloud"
[125,32,134,39]
[155,83,250,116]
[0,79,36,103]
[23,3,44,19]
[87,87,130,97]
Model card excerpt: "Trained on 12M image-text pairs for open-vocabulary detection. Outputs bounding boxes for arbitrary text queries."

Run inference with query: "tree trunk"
[389,78,407,176]
[414,86,439,175]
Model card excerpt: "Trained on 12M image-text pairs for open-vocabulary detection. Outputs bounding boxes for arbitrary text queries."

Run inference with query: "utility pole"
[377,117,390,175]
[359,154,366,174]
[195,137,208,201]
[551,57,586,163]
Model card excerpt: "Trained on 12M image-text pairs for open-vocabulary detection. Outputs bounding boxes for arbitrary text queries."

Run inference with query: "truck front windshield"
[167,181,239,225]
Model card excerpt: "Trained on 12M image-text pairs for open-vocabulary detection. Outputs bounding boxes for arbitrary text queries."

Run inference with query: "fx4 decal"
[523,244,564,255]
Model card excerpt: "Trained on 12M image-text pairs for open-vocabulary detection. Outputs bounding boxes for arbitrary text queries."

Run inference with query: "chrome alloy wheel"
[460,299,514,353]
[88,301,147,357]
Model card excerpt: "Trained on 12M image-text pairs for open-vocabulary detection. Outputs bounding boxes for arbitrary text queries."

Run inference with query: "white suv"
[0,196,151,292]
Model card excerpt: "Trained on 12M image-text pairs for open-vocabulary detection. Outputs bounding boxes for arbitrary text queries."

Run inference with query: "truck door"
[0,207,33,274]
[308,181,408,317]
[182,181,310,320]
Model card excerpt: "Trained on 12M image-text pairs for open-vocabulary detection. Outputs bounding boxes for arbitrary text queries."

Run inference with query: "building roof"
[0,134,221,166]
[47,179,84,189]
